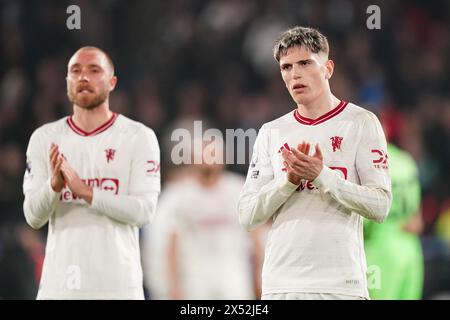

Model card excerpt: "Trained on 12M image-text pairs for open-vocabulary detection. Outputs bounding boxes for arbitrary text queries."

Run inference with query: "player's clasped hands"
[281,141,324,185]
[49,143,93,204]
[50,143,65,192]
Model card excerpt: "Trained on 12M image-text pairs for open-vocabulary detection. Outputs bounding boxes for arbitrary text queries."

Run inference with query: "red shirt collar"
[293,100,348,126]
[67,113,118,136]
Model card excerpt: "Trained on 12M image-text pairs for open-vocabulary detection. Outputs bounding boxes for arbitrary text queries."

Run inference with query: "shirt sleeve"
[238,125,298,231]
[312,112,392,223]
[23,130,61,229]
[90,126,161,227]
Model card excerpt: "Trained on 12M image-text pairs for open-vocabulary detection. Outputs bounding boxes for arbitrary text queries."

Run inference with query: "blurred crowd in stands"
[0,0,449,299]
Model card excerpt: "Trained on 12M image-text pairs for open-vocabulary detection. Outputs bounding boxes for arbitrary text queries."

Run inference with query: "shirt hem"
[37,290,144,300]
[262,287,368,299]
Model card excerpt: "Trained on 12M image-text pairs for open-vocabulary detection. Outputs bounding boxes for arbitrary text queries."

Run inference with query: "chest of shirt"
[267,120,360,179]
[51,132,133,182]
[178,188,239,231]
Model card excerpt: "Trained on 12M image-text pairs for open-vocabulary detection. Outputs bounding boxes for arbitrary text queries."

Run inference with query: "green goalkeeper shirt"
[364,143,421,238]
[364,143,423,299]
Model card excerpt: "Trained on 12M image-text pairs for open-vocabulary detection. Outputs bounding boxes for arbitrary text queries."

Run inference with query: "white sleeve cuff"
[312,166,337,192]
[277,175,299,196]
[90,187,101,209]
[46,178,61,201]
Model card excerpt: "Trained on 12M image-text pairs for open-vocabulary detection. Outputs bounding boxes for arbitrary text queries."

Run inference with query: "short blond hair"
[74,46,115,73]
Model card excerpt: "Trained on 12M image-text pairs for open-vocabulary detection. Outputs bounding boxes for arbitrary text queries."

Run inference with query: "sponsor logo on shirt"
[61,178,119,201]
[297,180,316,191]
[278,143,291,172]
[296,166,348,192]
[329,166,348,179]
[146,160,160,174]
[197,216,232,228]
[371,149,388,169]
[278,142,291,154]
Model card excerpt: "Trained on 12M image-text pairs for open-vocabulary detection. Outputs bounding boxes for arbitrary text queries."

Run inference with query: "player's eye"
[281,64,292,71]
[300,61,310,66]
[71,68,80,74]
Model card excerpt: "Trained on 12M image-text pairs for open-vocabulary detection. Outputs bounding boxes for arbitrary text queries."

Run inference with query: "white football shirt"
[23,113,161,299]
[238,101,391,298]
[142,172,255,300]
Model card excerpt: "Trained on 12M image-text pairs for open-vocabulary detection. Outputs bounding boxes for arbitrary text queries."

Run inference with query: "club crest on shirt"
[105,148,116,163]
[330,136,343,152]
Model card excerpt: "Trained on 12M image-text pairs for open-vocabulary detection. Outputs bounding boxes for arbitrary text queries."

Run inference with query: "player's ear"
[109,76,117,91]
[325,59,334,80]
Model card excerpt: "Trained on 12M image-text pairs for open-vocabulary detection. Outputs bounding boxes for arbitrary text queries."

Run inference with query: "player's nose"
[75,68,90,82]
[80,72,90,82]
[292,65,302,79]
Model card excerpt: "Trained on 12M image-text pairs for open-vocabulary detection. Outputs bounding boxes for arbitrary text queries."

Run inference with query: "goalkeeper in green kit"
[364,143,424,300]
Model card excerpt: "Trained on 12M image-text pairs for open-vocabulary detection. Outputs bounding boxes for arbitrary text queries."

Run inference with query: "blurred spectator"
[142,140,263,299]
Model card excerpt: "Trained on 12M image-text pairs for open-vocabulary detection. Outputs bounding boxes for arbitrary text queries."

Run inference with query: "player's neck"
[297,93,340,120]
[197,170,221,188]
[72,103,113,132]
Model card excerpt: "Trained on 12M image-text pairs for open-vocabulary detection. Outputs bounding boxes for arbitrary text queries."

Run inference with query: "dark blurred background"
[0,0,449,299]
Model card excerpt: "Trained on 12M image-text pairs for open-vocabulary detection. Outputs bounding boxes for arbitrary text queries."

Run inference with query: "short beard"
[67,89,108,110]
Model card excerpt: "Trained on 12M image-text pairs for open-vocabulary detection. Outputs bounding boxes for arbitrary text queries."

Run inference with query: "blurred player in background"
[364,142,424,299]
[238,26,392,300]
[23,47,160,299]
[142,139,263,299]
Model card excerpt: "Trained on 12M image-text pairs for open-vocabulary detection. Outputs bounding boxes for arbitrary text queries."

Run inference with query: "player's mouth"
[292,84,307,92]
[77,86,95,94]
